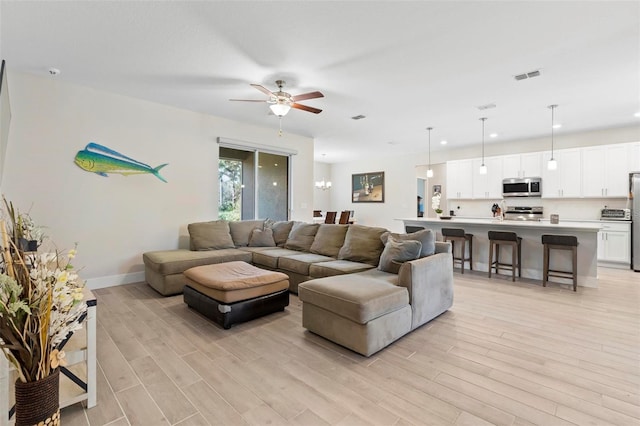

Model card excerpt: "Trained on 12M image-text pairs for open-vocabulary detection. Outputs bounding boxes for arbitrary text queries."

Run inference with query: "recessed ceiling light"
[48,67,60,76]
[489,133,498,138]
[552,123,562,129]
[351,115,366,120]
[634,112,640,117]
[388,141,399,145]
[440,140,448,145]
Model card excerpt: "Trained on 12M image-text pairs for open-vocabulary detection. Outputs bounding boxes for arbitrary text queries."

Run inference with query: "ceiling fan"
[230,80,324,117]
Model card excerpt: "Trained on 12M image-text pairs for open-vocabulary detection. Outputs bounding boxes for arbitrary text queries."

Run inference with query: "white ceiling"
[1,1,639,163]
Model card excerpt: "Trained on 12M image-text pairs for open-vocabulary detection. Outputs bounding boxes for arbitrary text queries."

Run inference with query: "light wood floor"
[59,267,640,426]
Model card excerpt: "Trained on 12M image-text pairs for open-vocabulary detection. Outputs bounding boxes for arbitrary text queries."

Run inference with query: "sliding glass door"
[218,146,290,221]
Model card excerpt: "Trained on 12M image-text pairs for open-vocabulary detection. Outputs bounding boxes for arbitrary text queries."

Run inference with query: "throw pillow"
[378,236,422,274]
[284,222,319,251]
[267,220,295,247]
[337,224,388,266]
[229,220,265,247]
[310,224,349,257]
[248,227,276,247]
[188,221,235,251]
[381,228,435,257]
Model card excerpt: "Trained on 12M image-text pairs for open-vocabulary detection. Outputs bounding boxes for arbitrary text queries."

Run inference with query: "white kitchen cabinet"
[446,159,473,199]
[502,152,543,179]
[597,222,631,265]
[542,148,582,198]
[582,143,630,197]
[472,156,503,199]
[629,142,640,172]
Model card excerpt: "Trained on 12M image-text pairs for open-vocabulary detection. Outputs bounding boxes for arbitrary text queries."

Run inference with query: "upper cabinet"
[542,148,582,198]
[502,152,543,179]
[446,159,473,199]
[581,143,630,198]
[472,156,503,199]
[445,142,637,200]
[630,142,640,172]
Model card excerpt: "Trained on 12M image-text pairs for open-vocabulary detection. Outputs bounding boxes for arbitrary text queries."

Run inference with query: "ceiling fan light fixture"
[270,103,291,117]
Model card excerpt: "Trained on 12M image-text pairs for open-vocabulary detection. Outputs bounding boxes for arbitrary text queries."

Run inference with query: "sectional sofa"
[143,219,454,356]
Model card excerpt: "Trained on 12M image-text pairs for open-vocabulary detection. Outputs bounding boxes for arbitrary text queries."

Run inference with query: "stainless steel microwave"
[502,177,542,197]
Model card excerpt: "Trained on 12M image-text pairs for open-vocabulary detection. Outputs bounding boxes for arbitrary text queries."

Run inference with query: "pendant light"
[547,104,558,170]
[426,127,434,178]
[479,117,488,175]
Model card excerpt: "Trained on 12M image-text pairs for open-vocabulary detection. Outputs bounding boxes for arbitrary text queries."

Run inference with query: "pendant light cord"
[480,117,487,164]
[427,127,432,169]
[550,105,555,157]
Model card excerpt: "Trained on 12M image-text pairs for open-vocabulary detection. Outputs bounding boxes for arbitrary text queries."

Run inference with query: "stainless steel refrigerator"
[632,173,640,272]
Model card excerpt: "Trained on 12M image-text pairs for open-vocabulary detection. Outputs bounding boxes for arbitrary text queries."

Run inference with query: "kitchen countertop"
[399,217,602,232]
[400,216,601,287]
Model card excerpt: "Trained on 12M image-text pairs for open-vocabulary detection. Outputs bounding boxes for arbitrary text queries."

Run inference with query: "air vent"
[351,115,366,120]
[514,69,542,81]
[477,103,496,111]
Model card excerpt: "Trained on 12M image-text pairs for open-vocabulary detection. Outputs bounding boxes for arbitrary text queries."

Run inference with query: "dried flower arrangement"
[0,198,86,382]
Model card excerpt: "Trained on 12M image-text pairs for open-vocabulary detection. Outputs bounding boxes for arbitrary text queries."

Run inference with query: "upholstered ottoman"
[183,261,290,329]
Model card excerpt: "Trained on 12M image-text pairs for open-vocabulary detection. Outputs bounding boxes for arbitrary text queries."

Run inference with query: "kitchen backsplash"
[446,198,631,220]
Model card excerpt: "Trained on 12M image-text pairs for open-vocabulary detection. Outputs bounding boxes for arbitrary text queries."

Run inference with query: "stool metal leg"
[511,243,516,282]
[469,237,473,271]
[572,246,577,291]
[543,244,549,287]
[488,241,494,278]
[518,241,522,278]
[460,239,466,274]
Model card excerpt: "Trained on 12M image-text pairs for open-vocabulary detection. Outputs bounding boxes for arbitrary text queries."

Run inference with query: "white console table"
[1,288,97,425]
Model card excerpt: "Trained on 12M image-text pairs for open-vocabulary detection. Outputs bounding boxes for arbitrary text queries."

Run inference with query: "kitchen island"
[400,217,602,288]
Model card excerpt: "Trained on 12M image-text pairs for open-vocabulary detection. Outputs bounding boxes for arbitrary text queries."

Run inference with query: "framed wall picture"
[352,171,385,203]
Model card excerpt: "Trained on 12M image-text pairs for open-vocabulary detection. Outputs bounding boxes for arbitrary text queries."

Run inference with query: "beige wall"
[2,72,314,288]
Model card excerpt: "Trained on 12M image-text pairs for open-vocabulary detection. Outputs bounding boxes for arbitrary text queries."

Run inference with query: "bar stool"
[542,234,578,291]
[441,228,473,274]
[488,231,522,282]
[405,225,425,233]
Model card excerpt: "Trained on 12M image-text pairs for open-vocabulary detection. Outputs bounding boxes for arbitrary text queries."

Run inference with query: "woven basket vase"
[15,369,60,426]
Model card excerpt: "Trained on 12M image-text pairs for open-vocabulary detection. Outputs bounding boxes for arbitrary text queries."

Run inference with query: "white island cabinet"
[400,217,601,288]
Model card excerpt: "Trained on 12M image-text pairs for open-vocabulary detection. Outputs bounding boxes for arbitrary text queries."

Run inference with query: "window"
[218,139,295,221]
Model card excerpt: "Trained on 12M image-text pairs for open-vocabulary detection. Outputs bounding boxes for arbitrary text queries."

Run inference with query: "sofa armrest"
[397,252,453,330]
[435,241,452,254]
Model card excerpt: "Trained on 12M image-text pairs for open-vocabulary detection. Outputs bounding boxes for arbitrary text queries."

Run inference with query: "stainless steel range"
[504,206,543,221]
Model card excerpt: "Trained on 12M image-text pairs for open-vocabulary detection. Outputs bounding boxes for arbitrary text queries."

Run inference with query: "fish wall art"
[74,142,168,183]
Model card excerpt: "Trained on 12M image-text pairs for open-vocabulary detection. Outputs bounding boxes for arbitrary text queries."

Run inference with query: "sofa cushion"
[298,275,409,324]
[381,229,435,257]
[309,260,375,278]
[266,220,295,247]
[284,222,319,251]
[188,221,235,251]
[252,248,303,269]
[278,253,335,276]
[310,224,349,258]
[248,227,276,247]
[337,224,387,266]
[143,249,252,275]
[378,236,422,274]
[229,220,265,247]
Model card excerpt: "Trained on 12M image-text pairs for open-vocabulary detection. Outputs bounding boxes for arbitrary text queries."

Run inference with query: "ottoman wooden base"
[184,285,289,329]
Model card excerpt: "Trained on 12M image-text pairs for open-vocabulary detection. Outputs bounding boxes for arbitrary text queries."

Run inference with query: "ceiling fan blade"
[291,91,324,102]
[229,99,268,102]
[292,103,322,114]
[251,84,275,97]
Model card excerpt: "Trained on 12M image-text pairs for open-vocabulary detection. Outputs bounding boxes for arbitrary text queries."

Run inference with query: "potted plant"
[432,192,443,217]
[0,199,86,425]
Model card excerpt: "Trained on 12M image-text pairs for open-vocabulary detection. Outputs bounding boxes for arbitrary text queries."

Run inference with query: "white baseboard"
[85,271,145,290]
